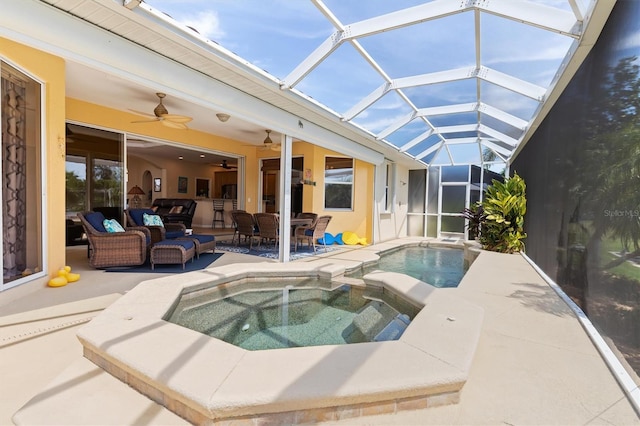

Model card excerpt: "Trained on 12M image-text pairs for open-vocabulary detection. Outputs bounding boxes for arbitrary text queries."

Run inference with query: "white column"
[278,134,293,262]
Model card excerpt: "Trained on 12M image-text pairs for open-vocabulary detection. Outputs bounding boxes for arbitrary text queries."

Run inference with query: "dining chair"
[233,211,259,249]
[294,215,332,253]
[254,212,280,249]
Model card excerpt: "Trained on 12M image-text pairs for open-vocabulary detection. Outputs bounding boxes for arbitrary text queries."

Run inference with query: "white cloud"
[179,10,225,40]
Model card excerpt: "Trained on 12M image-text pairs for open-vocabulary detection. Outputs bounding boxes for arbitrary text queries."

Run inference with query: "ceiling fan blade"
[271,144,282,151]
[131,119,160,123]
[160,114,192,123]
[161,120,188,130]
[129,109,157,118]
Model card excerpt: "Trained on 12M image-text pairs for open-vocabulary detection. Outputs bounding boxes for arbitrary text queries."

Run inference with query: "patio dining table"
[289,218,313,236]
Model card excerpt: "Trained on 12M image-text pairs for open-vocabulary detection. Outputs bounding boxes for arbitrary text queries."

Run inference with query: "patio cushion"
[129,208,155,226]
[165,230,185,239]
[143,213,164,227]
[153,239,194,250]
[85,212,107,233]
[103,219,125,233]
[190,234,215,244]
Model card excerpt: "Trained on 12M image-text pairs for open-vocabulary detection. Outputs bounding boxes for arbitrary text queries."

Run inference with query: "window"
[384,161,395,213]
[324,157,353,210]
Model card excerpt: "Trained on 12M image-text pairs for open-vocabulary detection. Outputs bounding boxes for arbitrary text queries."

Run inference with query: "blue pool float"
[334,233,344,245]
[318,233,334,245]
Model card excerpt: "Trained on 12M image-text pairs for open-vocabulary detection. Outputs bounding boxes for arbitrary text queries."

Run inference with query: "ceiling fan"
[130,93,192,129]
[220,159,238,169]
[260,129,281,151]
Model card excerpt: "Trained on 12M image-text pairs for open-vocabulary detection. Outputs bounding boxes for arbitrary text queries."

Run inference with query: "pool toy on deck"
[341,231,367,245]
[48,266,81,287]
[318,233,334,245]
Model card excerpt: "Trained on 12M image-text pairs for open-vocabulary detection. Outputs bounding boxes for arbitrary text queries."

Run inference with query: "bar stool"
[212,199,225,228]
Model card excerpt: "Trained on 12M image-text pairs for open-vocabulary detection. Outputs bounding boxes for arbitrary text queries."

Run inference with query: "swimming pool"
[349,246,466,287]
[167,280,420,350]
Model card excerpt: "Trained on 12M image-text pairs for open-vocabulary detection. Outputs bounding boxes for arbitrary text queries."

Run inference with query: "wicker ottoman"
[175,234,216,258]
[150,239,195,270]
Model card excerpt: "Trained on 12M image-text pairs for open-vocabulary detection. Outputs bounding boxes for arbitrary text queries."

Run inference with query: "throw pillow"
[143,213,164,227]
[169,206,183,214]
[103,218,125,233]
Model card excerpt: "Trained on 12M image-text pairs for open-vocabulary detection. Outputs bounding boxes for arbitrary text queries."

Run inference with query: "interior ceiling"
[65,61,282,160]
[52,0,608,168]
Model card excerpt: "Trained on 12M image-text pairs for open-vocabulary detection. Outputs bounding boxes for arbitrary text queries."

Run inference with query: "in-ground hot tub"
[77,261,483,424]
[166,277,421,350]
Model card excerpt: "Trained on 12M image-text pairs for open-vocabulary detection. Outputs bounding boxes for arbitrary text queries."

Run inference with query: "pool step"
[374,313,411,342]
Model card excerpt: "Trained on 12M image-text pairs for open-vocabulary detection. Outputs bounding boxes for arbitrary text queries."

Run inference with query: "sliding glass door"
[65,124,124,222]
[1,61,44,291]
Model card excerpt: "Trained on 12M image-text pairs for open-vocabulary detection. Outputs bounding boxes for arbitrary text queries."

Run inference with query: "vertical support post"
[278,134,293,262]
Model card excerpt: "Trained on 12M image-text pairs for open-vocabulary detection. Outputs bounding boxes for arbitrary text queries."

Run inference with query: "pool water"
[349,246,466,288]
[167,283,419,350]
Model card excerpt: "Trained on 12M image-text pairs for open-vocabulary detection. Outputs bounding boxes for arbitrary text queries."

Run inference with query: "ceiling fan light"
[216,113,231,122]
[263,129,273,145]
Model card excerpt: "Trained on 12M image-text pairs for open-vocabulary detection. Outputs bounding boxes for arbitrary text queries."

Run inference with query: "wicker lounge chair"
[294,215,332,253]
[125,208,186,244]
[77,211,151,268]
[254,212,279,249]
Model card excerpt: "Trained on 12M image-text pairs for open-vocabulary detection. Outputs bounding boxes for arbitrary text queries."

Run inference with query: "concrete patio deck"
[1,238,639,425]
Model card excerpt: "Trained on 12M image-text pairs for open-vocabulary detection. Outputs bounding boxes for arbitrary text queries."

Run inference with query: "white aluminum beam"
[377,111,417,140]
[343,82,391,120]
[441,137,479,145]
[415,142,443,160]
[394,67,476,88]
[481,140,513,157]
[346,0,467,40]
[568,0,586,21]
[283,32,345,88]
[478,103,528,130]
[417,103,477,117]
[478,0,580,37]
[399,129,434,152]
[435,124,478,134]
[479,125,519,147]
[479,66,547,101]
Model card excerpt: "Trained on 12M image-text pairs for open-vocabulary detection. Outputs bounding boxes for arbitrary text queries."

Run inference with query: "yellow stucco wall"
[293,144,373,241]
[1,37,66,285]
[253,141,374,241]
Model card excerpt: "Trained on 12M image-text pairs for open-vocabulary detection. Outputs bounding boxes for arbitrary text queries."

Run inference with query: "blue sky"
[142,0,580,166]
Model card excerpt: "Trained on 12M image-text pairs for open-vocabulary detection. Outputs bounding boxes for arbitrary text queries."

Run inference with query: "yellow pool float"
[48,276,68,287]
[341,231,368,245]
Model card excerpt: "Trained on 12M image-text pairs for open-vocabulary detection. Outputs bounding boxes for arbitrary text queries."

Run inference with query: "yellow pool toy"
[48,276,68,287]
[58,267,80,283]
[341,231,368,245]
[66,272,81,282]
